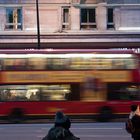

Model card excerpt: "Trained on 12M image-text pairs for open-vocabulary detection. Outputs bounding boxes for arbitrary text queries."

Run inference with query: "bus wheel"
[97,106,112,122]
[9,108,25,123]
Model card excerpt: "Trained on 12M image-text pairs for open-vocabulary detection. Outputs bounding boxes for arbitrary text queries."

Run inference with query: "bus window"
[124,59,137,69]
[70,57,81,69]
[96,59,112,69]
[108,83,140,100]
[47,58,68,70]
[69,57,92,70]
[0,85,41,101]
[126,85,140,100]
[39,84,80,101]
[93,58,102,69]
[3,58,27,70]
[26,88,40,100]
[0,85,28,101]
[108,84,129,100]
[28,58,47,70]
[101,59,112,69]
[112,59,125,69]
[41,84,71,101]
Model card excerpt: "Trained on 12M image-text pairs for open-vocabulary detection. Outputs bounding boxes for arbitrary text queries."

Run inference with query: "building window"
[81,8,96,29]
[5,7,22,30]
[62,8,70,30]
[107,8,114,29]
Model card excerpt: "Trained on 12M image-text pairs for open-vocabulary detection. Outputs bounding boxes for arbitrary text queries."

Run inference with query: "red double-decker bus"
[0,49,139,122]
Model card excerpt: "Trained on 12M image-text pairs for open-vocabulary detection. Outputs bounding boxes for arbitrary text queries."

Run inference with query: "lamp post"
[36,0,41,49]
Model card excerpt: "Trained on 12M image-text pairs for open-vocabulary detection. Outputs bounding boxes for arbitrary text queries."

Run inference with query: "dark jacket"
[42,126,79,140]
[54,116,79,140]
[131,114,140,139]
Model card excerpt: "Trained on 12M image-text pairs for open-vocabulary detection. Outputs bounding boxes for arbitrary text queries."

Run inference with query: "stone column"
[0,8,6,31]
[96,2,107,31]
[114,8,120,30]
[71,6,80,31]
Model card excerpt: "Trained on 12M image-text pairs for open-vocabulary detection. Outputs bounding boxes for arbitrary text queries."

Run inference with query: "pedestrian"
[54,111,80,140]
[42,111,80,140]
[129,105,137,119]
[129,104,140,140]
[54,111,71,130]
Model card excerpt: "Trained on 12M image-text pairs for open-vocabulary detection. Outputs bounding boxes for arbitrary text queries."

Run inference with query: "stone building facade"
[0,0,140,49]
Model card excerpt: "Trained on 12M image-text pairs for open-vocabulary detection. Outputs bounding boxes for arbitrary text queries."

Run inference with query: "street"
[0,122,132,140]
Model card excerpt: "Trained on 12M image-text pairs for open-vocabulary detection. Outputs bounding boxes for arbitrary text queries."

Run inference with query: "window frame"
[107,7,114,29]
[5,7,22,30]
[62,7,70,30]
[80,8,96,30]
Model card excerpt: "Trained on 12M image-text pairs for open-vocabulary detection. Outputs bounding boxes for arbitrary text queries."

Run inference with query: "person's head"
[131,104,139,112]
[55,111,67,124]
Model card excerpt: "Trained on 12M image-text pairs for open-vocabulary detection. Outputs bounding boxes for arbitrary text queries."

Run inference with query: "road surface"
[0,122,132,140]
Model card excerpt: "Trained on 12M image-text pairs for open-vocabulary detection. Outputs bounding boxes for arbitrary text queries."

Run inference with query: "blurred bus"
[0,49,139,122]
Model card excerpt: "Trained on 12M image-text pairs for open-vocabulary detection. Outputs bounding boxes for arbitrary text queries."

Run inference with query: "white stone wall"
[118,7,140,30]
[0,0,140,33]
[71,6,80,30]
[24,7,37,31]
[0,7,5,30]
[96,2,107,31]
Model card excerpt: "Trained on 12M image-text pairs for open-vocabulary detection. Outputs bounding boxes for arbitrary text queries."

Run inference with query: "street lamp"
[36,0,41,49]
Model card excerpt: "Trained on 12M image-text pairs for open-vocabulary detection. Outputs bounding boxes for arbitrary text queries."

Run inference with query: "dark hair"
[54,112,71,130]
[55,111,67,123]
[131,104,138,112]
